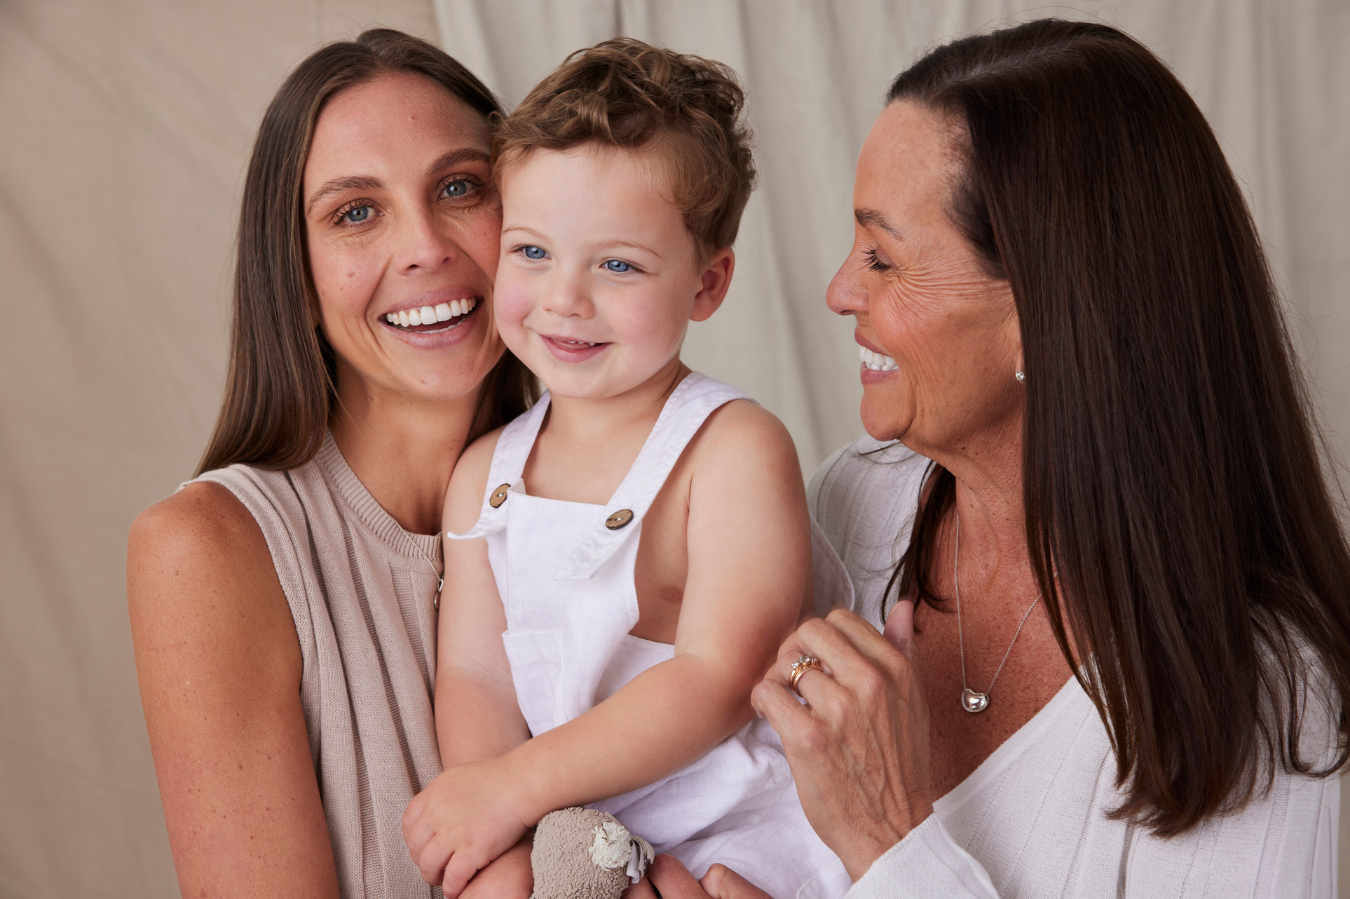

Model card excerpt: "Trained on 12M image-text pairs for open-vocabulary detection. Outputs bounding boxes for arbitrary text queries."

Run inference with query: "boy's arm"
[403,429,533,890]
[421,402,812,898]
[431,428,530,765]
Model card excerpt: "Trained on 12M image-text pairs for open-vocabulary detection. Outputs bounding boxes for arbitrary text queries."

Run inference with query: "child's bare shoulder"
[444,426,506,534]
[690,398,800,482]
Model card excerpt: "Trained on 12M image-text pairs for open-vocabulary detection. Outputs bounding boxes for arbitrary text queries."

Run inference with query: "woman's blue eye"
[442,179,473,199]
[604,260,632,273]
[523,245,547,260]
[342,205,373,224]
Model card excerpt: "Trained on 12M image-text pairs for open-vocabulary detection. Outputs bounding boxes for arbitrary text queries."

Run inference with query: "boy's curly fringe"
[494,38,756,257]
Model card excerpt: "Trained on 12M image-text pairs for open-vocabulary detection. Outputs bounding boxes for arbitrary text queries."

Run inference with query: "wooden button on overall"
[605,509,634,530]
[489,484,511,508]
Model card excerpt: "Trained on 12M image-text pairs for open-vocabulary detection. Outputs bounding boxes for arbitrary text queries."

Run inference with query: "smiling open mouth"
[384,297,480,333]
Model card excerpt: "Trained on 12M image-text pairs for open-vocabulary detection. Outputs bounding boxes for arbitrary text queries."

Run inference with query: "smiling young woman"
[127,30,533,899]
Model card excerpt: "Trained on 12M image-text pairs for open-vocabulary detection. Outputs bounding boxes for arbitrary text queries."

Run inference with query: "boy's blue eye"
[342,205,373,223]
[604,260,632,273]
[522,245,547,260]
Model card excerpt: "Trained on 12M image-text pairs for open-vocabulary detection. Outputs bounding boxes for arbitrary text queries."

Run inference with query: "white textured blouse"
[808,438,1341,899]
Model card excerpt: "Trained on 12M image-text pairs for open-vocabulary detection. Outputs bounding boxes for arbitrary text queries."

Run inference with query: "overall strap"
[554,372,752,579]
[445,393,552,541]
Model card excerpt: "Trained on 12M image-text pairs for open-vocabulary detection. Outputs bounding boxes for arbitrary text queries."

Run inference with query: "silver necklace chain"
[954,511,1041,713]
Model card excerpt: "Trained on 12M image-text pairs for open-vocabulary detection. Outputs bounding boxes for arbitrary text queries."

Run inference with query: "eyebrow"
[306,175,383,216]
[427,147,490,176]
[305,148,492,216]
[855,207,904,240]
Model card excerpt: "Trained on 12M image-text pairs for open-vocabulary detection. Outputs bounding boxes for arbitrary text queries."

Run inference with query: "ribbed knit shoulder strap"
[554,372,752,580]
[445,393,552,541]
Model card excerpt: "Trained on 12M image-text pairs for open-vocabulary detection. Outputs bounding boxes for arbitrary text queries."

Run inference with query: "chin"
[859,399,911,443]
[406,360,497,402]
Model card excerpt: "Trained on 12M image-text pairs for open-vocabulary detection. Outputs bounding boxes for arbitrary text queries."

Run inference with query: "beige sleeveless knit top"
[193,431,444,899]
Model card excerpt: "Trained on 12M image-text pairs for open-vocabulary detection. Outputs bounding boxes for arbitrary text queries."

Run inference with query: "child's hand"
[402,758,533,897]
[461,834,534,899]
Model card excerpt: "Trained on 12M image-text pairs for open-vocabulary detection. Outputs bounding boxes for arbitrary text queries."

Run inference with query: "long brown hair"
[886,19,1350,835]
[197,29,534,476]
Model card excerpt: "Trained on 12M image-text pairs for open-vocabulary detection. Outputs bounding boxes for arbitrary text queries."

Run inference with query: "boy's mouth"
[542,334,609,362]
[383,297,480,333]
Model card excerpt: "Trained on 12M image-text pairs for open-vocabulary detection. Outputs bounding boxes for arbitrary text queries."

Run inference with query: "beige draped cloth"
[0,1,1344,895]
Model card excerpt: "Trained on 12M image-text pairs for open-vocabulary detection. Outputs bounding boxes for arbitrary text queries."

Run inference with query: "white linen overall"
[448,372,851,898]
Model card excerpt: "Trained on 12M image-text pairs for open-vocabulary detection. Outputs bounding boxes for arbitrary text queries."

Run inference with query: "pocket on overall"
[501,630,566,737]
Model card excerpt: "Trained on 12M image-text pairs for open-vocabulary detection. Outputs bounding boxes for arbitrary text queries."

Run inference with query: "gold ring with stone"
[788,655,824,696]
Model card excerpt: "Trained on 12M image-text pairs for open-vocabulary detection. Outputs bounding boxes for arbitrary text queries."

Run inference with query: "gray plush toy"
[531,808,655,899]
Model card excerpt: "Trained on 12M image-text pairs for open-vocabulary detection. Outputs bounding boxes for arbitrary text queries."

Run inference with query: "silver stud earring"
[1015,370,1026,382]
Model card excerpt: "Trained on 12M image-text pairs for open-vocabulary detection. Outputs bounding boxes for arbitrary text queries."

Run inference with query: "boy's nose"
[541,275,594,318]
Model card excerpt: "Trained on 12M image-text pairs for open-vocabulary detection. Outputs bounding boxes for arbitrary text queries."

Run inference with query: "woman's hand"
[402,757,533,897]
[751,605,933,881]
[622,855,773,899]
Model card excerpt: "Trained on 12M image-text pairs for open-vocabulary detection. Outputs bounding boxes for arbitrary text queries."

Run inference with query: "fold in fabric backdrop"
[0,0,1345,896]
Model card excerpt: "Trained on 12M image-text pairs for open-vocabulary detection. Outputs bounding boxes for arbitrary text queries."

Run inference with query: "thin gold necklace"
[405,537,444,610]
[954,512,1041,713]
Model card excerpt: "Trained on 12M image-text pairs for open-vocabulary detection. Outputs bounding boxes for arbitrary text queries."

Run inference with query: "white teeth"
[859,345,899,371]
[386,298,480,328]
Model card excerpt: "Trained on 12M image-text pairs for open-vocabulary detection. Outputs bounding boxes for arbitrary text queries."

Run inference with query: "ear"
[690,247,735,323]
[998,281,1024,378]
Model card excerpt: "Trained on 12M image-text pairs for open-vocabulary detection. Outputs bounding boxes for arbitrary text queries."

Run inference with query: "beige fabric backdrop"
[0,0,1344,896]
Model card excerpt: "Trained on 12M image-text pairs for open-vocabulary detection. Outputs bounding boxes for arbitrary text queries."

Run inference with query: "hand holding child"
[622,855,773,899]
[402,757,534,896]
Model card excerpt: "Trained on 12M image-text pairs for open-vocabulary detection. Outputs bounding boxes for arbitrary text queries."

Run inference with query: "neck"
[329,366,480,536]
[920,414,1031,591]
[544,358,689,448]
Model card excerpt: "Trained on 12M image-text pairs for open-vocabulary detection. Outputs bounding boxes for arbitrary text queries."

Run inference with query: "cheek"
[308,239,383,330]
[870,285,943,371]
[456,207,503,283]
[613,290,687,349]
[490,271,534,333]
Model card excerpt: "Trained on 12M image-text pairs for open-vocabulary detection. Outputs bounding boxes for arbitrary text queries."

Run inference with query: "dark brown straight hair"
[197,29,534,476]
[885,19,1350,835]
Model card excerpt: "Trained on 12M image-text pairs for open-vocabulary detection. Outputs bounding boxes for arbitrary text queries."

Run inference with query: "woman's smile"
[381,292,483,343]
[856,336,899,383]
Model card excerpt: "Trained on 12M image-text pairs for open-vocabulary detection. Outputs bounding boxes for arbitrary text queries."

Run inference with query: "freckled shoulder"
[443,425,505,535]
[128,481,279,609]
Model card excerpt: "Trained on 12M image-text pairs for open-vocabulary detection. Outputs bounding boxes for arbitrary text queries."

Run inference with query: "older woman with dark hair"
[127,30,534,898]
[644,19,1348,899]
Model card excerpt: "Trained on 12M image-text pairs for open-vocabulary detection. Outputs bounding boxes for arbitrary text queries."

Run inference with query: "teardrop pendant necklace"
[954,512,1041,714]
[406,537,444,610]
